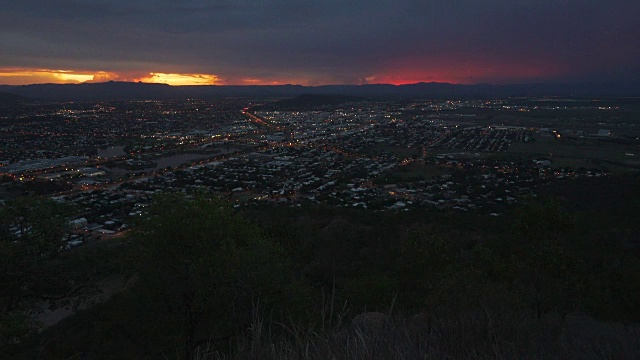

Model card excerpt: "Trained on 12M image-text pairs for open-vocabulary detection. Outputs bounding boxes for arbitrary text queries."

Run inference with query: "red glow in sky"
[370,58,564,85]
[1,1,637,86]
[0,60,579,86]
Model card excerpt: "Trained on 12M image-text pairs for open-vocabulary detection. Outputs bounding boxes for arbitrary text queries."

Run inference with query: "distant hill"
[0,91,34,106]
[0,81,639,101]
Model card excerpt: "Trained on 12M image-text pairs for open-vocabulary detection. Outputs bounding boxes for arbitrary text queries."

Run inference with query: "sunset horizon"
[3,1,638,89]
[2,67,635,87]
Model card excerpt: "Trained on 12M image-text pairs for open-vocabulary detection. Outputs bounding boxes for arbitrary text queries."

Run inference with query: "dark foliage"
[4,178,640,358]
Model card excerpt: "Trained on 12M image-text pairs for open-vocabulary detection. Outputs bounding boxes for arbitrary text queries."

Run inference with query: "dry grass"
[193,308,640,360]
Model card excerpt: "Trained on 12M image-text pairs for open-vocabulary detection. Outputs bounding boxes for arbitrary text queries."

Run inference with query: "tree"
[0,197,96,345]
[131,193,308,359]
[507,199,582,320]
[395,225,457,311]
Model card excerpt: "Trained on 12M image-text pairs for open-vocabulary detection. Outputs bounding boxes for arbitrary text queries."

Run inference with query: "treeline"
[2,175,640,359]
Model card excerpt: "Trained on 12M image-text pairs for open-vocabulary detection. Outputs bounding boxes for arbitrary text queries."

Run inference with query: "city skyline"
[1,1,639,86]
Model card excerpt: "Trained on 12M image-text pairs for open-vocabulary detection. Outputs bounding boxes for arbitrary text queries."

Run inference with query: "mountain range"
[0,81,639,101]
[0,91,34,106]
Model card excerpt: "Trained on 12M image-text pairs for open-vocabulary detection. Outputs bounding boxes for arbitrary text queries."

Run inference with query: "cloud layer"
[1,0,639,85]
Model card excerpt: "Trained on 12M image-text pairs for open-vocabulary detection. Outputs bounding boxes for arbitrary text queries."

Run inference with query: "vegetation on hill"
[0,198,120,345]
[2,175,640,358]
[0,92,32,106]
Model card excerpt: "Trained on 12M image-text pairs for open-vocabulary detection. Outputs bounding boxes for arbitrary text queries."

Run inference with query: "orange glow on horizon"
[241,78,263,84]
[134,73,221,86]
[237,78,288,85]
[0,68,222,86]
[0,61,566,87]
[0,68,121,85]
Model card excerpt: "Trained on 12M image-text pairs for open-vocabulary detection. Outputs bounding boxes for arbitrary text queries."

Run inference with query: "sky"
[1,0,639,86]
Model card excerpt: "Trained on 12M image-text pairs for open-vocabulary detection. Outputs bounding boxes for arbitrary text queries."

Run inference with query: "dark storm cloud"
[1,0,638,84]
